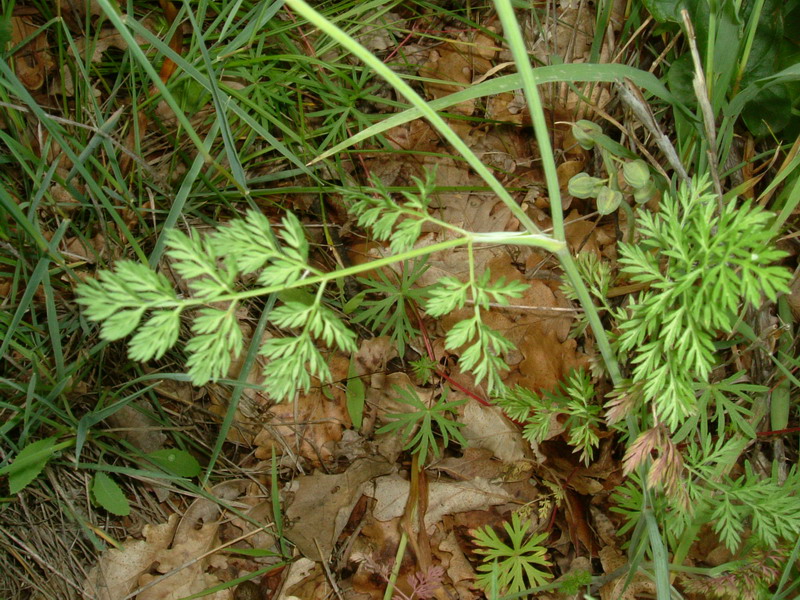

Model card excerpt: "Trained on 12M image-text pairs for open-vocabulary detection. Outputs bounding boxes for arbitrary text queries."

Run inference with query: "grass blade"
[312,64,683,165]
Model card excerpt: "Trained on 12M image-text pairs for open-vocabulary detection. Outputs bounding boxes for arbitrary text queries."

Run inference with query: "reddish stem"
[408,298,494,407]
[756,425,800,437]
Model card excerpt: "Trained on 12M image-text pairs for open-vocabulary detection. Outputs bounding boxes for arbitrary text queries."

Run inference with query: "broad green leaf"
[0,437,58,494]
[667,53,696,110]
[145,449,201,477]
[92,472,131,516]
[597,186,622,215]
[727,62,800,118]
[741,84,793,136]
[346,355,366,430]
[640,0,682,23]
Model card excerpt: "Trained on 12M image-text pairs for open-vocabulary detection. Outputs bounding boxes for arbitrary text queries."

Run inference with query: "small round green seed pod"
[568,172,604,199]
[571,120,602,150]
[596,185,623,214]
[623,159,651,190]
[632,180,657,204]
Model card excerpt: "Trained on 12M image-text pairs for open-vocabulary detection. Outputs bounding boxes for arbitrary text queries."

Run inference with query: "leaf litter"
[7,1,768,599]
[79,33,635,600]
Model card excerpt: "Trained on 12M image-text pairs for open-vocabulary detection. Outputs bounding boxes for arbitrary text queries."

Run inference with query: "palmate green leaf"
[685,436,750,487]
[609,473,647,537]
[471,511,552,594]
[703,375,762,439]
[353,261,429,356]
[410,356,438,384]
[376,385,466,465]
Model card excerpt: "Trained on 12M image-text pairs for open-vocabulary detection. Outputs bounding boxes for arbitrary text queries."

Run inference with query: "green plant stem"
[645,508,672,598]
[494,2,662,594]
[670,515,706,576]
[772,296,792,431]
[384,530,408,600]
[158,232,562,311]
[283,0,547,239]
[493,0,623,388]
[734,0,765,93]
